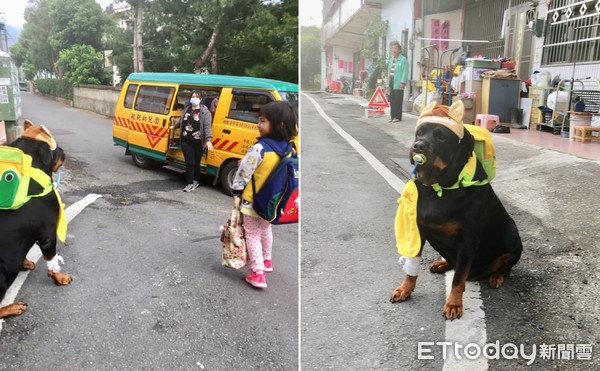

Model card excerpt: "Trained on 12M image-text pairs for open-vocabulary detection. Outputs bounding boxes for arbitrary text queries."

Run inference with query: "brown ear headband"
[21,120,57,150]
[415,101,466,140]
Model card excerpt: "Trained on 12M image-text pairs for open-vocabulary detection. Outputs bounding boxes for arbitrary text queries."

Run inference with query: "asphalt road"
[2,90,598,370]
[300,91,599,370]
[0,93,299,370]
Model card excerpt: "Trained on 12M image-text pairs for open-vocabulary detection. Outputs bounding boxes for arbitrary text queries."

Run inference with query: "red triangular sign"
[368,86,390,108]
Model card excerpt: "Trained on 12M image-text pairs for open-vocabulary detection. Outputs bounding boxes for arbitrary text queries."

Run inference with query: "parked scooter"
[337,75,352,94]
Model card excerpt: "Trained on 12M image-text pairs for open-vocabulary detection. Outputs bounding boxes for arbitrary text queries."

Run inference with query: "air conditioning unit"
[415,18,423,34]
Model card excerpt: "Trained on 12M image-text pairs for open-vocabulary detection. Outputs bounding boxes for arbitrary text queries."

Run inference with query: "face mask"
[190,98,201,106]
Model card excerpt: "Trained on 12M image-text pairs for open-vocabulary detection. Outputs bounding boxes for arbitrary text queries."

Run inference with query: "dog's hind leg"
[22,258,35,271]
[488,251,521,289]
[487,253,511,288]
[429,259,452,273]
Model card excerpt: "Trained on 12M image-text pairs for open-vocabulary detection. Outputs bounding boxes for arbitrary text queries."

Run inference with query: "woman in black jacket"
[173,90,214,192]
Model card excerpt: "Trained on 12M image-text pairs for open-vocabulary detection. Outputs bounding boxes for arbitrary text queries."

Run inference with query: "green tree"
[301,26,321,90]
[241,0,298,82]
[10,0,57,76]
[110,28,134,81]
[56,45,111,86]
[361,20,389,97]
[10,0,115,78]
[143,0,261,74]
[48,0,113,52]
[136,0,297,82]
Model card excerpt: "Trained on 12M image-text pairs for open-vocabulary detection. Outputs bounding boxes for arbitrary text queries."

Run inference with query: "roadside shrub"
[56,45,112,87]
[35,78,74,101]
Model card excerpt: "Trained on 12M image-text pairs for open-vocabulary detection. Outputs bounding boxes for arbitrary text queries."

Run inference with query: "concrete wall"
[73,85,121,118]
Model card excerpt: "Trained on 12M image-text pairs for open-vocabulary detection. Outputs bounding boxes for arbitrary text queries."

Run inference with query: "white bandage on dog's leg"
[46,255,64,273]
[398,255,421,277]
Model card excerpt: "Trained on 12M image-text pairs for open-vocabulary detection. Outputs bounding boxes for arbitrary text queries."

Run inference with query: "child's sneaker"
[183,184,194,192]
[245,271,267,289]
[263,260,273,272]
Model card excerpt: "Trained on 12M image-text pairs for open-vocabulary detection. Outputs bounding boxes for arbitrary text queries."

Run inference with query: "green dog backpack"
[464,124,496,182]
[0,146,53,210]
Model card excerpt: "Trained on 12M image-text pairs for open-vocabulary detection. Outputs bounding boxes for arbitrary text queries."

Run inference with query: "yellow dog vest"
[395,178,421,257]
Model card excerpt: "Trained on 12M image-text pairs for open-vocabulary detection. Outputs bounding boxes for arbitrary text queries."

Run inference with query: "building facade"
[321,0,600,96]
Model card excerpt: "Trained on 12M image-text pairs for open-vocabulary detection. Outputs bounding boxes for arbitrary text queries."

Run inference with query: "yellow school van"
[112,73,298,194]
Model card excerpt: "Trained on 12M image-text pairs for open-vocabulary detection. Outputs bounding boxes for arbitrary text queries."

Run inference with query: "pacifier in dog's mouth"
[409,153,427,180]
[412,153,427,165]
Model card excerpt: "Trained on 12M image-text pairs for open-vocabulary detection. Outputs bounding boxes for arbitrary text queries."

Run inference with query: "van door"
[127,84,176,162]
[113,83,138,147]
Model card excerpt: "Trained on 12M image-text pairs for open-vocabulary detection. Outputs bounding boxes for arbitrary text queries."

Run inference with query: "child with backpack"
[231,101,298,289]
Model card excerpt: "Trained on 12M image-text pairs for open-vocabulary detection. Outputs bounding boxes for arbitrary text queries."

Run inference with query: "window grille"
[542,0,600,65]
[462,0,530,58]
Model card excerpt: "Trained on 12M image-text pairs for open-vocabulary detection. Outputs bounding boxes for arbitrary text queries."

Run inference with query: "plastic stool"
[475,114,500,130]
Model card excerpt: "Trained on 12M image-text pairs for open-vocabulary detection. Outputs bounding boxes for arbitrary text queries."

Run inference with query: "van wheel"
[220,161,238,195]
[132,153,154,169]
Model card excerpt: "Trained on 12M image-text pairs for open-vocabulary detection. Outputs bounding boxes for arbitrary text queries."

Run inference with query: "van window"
[134,85,176,114]
[228,90,274,123]
[124,84,138,109]
[279,91,298,109]
[175,88,222,113]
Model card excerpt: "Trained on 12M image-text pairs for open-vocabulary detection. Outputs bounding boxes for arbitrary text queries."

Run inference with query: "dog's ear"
[456,127,475,165]
[52,147,65,171]
[24,120,34,131]
[448,100,465,124]
[33,143,54,168]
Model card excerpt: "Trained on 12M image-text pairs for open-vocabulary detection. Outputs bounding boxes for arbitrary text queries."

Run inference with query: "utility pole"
[131,2,144,73]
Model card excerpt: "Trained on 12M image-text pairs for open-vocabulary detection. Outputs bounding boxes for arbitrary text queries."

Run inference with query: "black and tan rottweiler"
[390,101,522,320]
[0,120,71,319]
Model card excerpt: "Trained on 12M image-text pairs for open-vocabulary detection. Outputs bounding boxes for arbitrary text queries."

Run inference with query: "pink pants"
[243,214,272,273]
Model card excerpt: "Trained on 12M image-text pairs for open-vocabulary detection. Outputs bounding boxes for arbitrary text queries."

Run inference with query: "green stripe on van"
[128,144,166,163]
[126,73,298,92]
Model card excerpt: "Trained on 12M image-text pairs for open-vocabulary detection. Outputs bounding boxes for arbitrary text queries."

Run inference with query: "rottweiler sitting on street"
[0,120,71,319]
[390,101,522,320]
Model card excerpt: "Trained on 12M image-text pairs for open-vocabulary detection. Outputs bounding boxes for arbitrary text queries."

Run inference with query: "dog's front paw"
[48,270,72,285]
[443,301,463,320]
[390,275,417,303]
[488,272,505,288]
[22,258,36,271]
[390,286,413,302]
[0,303,28,318]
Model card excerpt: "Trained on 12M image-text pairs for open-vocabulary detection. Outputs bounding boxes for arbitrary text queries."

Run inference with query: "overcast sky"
[300,0,322,27]
[1,0,113,26]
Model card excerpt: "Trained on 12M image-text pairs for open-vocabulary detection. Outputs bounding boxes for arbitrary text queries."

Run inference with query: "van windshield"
[279,91,298,109]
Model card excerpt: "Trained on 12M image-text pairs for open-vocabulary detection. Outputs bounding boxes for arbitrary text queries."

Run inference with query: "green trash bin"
[0,51,23,144]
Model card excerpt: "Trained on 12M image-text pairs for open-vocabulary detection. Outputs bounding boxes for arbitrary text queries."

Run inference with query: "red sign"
[368,87,390,108]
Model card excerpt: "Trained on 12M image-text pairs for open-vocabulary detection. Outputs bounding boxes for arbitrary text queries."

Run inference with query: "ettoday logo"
[418,341,593,365]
